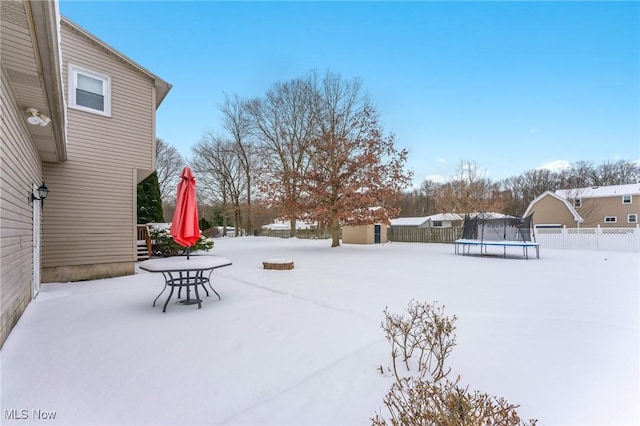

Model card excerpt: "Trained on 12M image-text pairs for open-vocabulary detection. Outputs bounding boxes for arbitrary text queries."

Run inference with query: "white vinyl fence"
[535,225,640,252]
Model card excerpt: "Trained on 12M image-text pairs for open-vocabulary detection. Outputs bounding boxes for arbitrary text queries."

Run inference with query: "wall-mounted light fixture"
[31,183,49,206]
[25,108,51,127]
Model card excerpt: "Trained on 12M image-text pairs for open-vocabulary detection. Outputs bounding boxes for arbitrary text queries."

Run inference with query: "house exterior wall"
[529,195,578,228]
[577,196,639,228]
[40,21,157,282]
[342,224,388,244]
[530,192,640,229]
[0,68,43,346]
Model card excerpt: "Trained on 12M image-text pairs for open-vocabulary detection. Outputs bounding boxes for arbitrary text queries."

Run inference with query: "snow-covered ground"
[1,237,638,425]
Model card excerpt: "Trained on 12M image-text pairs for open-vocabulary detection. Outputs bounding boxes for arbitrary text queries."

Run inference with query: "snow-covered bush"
[150,227,214,257]
[372,376,537,426]
[373,301,537,426]
[381,300,457,383]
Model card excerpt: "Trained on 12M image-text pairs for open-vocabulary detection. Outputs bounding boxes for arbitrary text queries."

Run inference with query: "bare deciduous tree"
[219,93,256,234]
[518,168,559,205]
[399,179,440,217]
[155,138,185,203]
[591,159,640,186]
[558,160,594,188]
[246,75,316,237]
[191,132,247,236]
[434,160,506,215]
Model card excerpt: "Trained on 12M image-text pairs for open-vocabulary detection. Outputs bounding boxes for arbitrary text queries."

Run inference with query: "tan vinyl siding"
[578,197,640,228]
[530,195,578,228]
[40,23,156,282]
[531,190,640,229]
[342,224,388,244]
[0,68,42,346]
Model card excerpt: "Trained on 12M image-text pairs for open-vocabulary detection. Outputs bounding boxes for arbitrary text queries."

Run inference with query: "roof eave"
[28,0,67,162]
[60,16,172,109]
[525,191,584,223]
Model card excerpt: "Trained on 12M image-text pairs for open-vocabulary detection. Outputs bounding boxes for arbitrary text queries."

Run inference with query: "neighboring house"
[389,216,430,228]
[524,183,640,228]
[422,213,463,228]
[262,219,317,230]
[0,0,170,347]
[213,226,245,237]
[390,212,504,229]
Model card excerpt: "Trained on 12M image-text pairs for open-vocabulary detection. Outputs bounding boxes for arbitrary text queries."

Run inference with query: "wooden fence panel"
[388,226,462,243]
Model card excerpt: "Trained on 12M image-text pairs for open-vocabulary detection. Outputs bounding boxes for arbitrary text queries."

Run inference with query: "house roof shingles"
[555,183,640,199]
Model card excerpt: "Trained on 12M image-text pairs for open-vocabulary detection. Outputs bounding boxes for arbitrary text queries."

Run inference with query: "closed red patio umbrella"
[170,166,200,259]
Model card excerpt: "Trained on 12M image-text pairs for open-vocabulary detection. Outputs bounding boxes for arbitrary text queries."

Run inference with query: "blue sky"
[59,1,639,184]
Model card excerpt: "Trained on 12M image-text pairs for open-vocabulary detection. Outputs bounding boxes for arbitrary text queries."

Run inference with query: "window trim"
[68,64,111,117]
[574,198,582,208]
[622,195,632,204]
[628,214,638,224]
[604,216,617,224]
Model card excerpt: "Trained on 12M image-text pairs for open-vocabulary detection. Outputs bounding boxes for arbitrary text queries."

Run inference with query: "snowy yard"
[1,237,638,425]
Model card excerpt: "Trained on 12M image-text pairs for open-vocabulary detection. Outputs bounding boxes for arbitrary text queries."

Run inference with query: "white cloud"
[424,174,446,183]
[536,160,572,173]
[436,158,447,164]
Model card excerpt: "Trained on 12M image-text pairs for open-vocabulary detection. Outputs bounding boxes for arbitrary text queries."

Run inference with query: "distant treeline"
[399,159,639,217]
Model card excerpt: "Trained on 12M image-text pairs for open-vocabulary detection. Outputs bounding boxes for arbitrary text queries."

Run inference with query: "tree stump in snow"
[263,258,294,270]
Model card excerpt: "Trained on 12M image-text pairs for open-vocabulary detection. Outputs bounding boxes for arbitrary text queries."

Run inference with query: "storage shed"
[342,224,388,244]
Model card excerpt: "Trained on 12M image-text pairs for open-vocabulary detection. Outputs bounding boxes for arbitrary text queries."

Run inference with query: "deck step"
[136,240,150,261]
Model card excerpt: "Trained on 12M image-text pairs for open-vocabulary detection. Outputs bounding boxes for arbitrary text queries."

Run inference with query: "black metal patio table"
[139,256,232,312]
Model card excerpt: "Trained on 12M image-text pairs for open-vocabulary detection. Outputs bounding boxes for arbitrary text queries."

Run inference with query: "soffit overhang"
[1,0,67,163]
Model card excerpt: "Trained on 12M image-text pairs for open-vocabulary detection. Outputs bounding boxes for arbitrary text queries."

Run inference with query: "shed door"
[374,224,381,244]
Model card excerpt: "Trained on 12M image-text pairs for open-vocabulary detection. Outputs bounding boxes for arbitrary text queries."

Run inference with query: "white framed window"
[574,198,582,208]
[68,64,111,116]
[629,214,638,224]
[604,216,617,223]
[622,195,632,204]
[432,221,443,227]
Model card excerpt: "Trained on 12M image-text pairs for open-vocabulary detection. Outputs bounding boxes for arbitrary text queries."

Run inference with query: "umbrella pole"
[180,245,199,305]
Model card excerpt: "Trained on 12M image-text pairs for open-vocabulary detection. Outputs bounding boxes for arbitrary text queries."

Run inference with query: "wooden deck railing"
[136,224,153,260]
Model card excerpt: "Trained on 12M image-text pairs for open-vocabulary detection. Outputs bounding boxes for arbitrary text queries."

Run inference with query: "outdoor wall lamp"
[31,183,49,205]
[25,107,51,127]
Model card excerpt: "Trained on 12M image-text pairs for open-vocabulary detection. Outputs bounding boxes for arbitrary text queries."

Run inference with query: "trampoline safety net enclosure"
[456,213,539,259]
[461,213,534,242]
